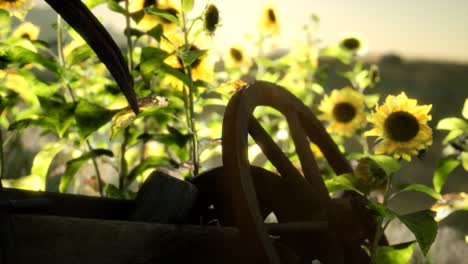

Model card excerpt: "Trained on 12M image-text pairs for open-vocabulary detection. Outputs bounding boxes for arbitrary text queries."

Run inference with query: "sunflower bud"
[369,65,380,86]
[354,157,387,193]
[204,3,219,35]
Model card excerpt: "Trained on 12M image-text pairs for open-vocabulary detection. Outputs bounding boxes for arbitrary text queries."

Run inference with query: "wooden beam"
[13,214,242,264]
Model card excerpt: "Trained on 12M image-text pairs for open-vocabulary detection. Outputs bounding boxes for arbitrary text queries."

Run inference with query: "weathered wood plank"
[3,188,134,220]
[13,214,242,264]
[131,170,199,224]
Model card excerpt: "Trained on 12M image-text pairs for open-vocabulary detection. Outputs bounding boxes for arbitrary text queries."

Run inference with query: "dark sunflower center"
[230,48,243,62]
[20,33,31,39]
[143,0,157,8]
[332,102,356,123]
[342,37,361,51]
[384,111,420,142]
[267,9,276,23]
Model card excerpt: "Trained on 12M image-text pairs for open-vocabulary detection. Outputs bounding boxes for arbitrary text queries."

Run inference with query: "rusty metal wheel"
[219,81,377,264]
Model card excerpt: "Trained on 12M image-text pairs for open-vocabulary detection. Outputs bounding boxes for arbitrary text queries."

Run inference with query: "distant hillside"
[377,55,468,122]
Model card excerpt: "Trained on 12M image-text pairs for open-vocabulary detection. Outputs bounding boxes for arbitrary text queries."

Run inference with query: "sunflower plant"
[0,0,224,197]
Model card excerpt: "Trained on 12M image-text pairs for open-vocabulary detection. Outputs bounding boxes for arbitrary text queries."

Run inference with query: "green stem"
[370,217,385,263]
[86,141,104,196]
[357,135,369,155]
[180,0,199,176]
[57,16,76,102]
[370,174,393,263]
[117,0,134,191]
[119,127,130,190]
[57,15,104,196]
[124,0,134,71]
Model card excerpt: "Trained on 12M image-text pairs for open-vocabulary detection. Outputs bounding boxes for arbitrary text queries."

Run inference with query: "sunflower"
[224,44,252,70]
[0,0,28,9]
[129,0,179,33]
[160,34,215,89]
[203,3,220,36]
[318,87,366,137]
[0,0,32,18]
[354,157,387,193]
[365,92,432,161]
[258,4,280,36]
[339,34,365,54]
[12,22,39,40]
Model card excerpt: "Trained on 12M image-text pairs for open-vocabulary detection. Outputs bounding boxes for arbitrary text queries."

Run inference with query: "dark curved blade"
[44,0,139,114]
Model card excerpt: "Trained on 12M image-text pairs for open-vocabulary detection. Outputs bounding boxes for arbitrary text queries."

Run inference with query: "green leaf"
[160,63,190,85]
[125,27,144,38]
[38,96,76,136]
[18,69,61,97]
[125,157,171,187]
[0,46,62,75]
[433,158,460,193]
[397,210,437,256]
[147,7,180,25]
[442,129,464,145]
[376,241,416,264]
[139,47,168,79]
[367,201,397,219]
[167,126,192,147]
[8,118,48,132]
[104,184,126,199]
[461,152,468,171]
[65,43,94,67]
[1,175,43,191]
[436,117,468,131]
[147,24,163,42]
[30,141,64,190]
[462,98,468,120]
[394,184,443,201]
[178,48,207,68]
[110,110,136,140]
[319,45,352,64]
[84,0,107,9]
[325,173,363,195]
[364,94,380,108]
[182,0,194,13]
[0,9,11,36]
[110,96,169,140]
[367,154,401,176]
[107,0,127,14]
[199,97,227,107]
[59,149,114,193]
[0,93,18,113]
[310,83,324,94]
[75,100,118,138]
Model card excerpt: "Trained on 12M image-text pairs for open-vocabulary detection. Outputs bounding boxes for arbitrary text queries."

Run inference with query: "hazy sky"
[32,0,468,63]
